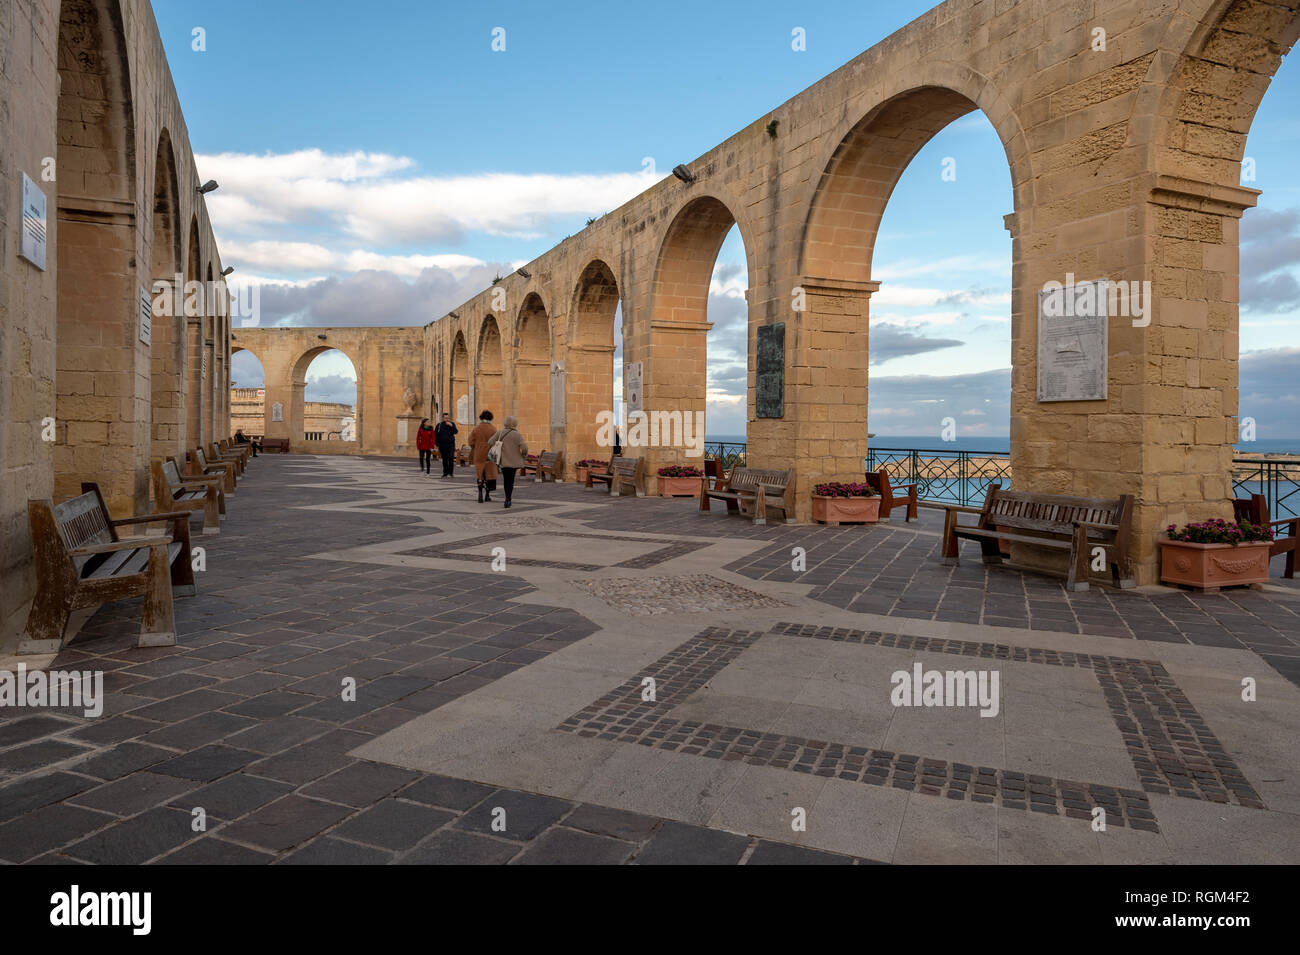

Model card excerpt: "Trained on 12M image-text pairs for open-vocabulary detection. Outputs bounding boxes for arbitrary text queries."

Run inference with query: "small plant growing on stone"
[766,119,779,138]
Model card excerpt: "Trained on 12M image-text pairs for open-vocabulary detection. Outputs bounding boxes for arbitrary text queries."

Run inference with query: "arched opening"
[293,348,358,442]
[568,260,619,467]
[514,293,552,449]
[148,130,184,465]
[184,220,203,451]
[476,315,504,421]
[797,86,1018,498]
[650,196,753,462]
[229,347,268,440]
[451,331,470,425]
[53,0,139,512]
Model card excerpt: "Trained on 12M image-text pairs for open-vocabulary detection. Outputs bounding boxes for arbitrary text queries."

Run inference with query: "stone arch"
[53,0,140,512]
[451,331,470,425]
[228,344,268,439]
[566,259,620,468]
[514,292,552,447]
[148,128,184,464]
[183,217,203,453]
[289,345,362,446]
[476,315,504,420]
[648,194,755,468]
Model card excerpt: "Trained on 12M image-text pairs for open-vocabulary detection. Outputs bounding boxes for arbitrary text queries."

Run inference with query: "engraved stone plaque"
[624,362,643,415]
[1037,282,1108,402]
[550,360,565,428]
[756,322,784,418]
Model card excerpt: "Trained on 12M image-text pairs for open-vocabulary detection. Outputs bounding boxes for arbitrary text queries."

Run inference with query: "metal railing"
[1231,459,1299,519]
[704,441,748,470]
[867,447,1012,508]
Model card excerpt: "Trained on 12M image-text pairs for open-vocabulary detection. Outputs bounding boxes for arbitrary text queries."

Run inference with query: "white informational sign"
[550,361,565,428]
[138,286,152,346]
[20,173,47,270]
[1037,281,1108,402]
[456,394,469,425]
[624,361,643,414]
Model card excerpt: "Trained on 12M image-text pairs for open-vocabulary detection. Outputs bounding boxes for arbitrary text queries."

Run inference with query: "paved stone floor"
[1,454,1297,864]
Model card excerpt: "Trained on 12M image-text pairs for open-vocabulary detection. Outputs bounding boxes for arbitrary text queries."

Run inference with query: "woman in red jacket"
[416,417,435,475]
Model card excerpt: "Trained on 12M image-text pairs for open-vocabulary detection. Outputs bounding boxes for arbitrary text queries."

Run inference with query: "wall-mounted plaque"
[271,401,284,422]
[624,361,643,414]
[456,394,469,425]
[138,286,152,346]
[550,360,565,428]
[20,173,47,270]
[756,322,784,418]
[1037,282,1108,402]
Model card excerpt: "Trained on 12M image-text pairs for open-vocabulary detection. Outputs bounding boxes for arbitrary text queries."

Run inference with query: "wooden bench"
[608,456,645,497]
[700,467,794,525]
[152,459,224,535]
[193,446,237,494]
[941,487,1135,591]
[703,457,727,490]
[20,482,196,653]
[1233,493,1297,579]
[584,457,615,490]
[212,439,247,475]
[220,437,251,468]
[864,467,918,522]
[260,437,290,454]
[456,445,472,466]
[519,453,541,479]
[534,450,564,483]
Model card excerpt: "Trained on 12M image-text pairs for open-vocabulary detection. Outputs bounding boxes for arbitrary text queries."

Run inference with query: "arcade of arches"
[3,0,1298,650]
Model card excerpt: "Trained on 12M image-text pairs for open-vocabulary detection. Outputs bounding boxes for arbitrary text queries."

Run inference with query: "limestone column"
[639,317,711,496]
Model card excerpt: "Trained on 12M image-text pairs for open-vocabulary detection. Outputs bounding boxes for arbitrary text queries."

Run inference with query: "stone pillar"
[750,277,875,522]
[640,318,711,496]
[394,414,421,455]
[563,343,615,481]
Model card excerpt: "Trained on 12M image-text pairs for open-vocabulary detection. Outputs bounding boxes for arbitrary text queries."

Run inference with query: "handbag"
[487,433,504,465]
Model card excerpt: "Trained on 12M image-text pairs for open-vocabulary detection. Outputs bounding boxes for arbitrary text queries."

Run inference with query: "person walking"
[469,410,498,502]
[416,418,435,475]
[433,413,458,478]
[486,416,529,509]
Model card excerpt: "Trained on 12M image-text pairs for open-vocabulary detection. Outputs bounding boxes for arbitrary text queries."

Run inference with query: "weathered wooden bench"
[193,446,237,494]
[220,437,251,468]
[584,457,615,490]
[528,449,561,483]
[519,453,541,479]
[608,456,645,497]
[211,439,247,475]
[1234,493,1297,579]
[260,437,290,454]
[152,459,224,535]
[864,467,918,522]
[700,467,794,525]
[456,445,472,466]
[941,486,1135,591]
[703,457,727,491]
[20,482,196,653]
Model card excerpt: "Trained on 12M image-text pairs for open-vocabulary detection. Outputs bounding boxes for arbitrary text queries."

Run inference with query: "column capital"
[1148,174,1260,218]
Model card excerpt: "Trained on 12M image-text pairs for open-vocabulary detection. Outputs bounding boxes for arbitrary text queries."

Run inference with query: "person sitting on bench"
[234,429,261,457]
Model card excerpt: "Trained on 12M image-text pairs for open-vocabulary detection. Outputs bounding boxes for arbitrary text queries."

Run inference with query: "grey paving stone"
[0,803,116,863]
[245,742,351,785]
[333,799,455,850]
[559,804,663,843]
[745,840,859,865]
[139,711,258,749]
[398,830,519,865]
[154,837,276,865]
[218,795,354,852]
[73,741,175,780]
[633,821,750,865]
[153,744,261,781]
[0,771,100,823]
[0,739,94,773]
[455,789,574,842]
[64,714,162,745]
[64,806,197,864]
[300,761,422,808]
[513,827,636,865]
[280,836,395,865]
[169,772,294,820]
[0,714,79,748]
[223,715,333,754]
[67,771,200,817]
[223,690,317,719]
[399,774,496,811]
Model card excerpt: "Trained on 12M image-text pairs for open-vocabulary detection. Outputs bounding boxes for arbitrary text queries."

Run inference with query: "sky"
[153,0,1300,442]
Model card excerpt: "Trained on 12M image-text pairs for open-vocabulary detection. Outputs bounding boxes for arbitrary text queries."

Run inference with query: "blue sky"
[154,0,1300,441]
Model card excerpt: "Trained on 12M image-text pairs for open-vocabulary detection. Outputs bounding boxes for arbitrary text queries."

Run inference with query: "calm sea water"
[707,434,1300,455]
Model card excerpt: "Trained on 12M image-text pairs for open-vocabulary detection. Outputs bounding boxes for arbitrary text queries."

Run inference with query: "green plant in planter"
[813,481,877,498]
[1165,519,1273,545]
[658,465,704,478]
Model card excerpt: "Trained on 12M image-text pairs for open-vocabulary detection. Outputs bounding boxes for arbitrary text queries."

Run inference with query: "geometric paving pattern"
[559,622,1271,833]
[567,574,790,615]
[398,532,704,573]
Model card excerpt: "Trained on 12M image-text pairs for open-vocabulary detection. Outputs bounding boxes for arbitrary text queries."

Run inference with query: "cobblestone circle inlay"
[567,575,790,615]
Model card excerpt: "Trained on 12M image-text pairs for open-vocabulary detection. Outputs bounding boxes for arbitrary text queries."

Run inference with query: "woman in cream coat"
[486,416,529,509]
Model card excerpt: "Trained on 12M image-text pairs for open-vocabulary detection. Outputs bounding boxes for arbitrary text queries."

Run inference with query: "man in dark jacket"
[433,413,459,478]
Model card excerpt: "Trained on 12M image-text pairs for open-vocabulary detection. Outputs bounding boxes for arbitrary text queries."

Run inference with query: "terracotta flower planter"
[576,467,590,485]
[812,494,880,526]
[1159,539,1271,591]
[658,476,702,498]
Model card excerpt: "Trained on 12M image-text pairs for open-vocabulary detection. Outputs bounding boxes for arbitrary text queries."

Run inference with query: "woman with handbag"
[469,410,498,502]
[486,416,529,509]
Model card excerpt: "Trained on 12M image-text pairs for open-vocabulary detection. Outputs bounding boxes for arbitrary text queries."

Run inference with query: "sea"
[707,434,1300,455]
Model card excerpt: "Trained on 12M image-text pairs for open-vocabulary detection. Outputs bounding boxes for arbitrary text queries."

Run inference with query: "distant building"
[230,387,356,440]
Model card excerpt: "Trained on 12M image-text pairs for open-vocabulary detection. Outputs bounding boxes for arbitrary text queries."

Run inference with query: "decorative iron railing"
[704,441,748,470]
[706,443,1299,516]
[867,447,1012,508]
[1231,459,1300,519]
[304,431,324,440]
